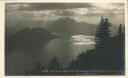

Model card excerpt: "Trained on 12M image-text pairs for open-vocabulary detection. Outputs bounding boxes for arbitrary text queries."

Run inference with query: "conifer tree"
[48,56,61,71]
[114,24,125,71]
[95,16,111,49]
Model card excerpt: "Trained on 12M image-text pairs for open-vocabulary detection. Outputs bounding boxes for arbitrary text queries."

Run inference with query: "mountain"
[46,17,97,36]
[6,27,57,51]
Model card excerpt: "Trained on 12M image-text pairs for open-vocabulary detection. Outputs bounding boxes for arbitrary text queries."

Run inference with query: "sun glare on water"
[71,35,95,45]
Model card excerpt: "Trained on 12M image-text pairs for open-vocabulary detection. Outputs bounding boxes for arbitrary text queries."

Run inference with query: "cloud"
[6,3,92,11]
[5,3,125,27]
[6,3,124,17]
[90,3,124,10]
[52,8,88,16]
[90,3,124,14]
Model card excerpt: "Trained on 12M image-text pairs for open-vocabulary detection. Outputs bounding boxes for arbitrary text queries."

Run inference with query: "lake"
[6,35,95,75]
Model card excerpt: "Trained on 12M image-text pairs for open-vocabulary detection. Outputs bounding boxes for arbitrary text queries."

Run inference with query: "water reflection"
[44,35,95,67]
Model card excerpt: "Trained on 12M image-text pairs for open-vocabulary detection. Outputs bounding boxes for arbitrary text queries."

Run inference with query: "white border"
[0,0,127,78]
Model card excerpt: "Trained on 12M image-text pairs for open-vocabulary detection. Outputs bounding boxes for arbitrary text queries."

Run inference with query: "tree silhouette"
[95,17,111,49]
[112,24,125,71]
[93,17,112,70]
[67,17,125,75]
[26,62,47,75]
[48,56,61,71]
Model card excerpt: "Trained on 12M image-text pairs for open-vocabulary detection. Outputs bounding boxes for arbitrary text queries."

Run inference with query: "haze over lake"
[6,35,95,74]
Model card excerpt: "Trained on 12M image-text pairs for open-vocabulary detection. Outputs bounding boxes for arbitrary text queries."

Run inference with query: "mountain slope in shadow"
[6,27,57,51]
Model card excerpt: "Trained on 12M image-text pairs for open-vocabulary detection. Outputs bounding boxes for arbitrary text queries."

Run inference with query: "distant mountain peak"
[55,17,77,24]
[46,17,96,36]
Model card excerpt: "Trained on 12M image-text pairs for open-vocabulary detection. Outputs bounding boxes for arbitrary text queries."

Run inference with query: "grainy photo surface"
[5,3,125,76]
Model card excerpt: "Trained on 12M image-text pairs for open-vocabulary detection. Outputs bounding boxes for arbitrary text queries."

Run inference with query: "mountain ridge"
[46,17,97,36]
[6,27,57,51]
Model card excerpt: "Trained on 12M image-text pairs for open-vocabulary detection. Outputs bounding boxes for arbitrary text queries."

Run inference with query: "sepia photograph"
[5,3,125,76]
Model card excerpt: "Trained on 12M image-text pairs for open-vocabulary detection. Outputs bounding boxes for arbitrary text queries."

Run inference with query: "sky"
[5,3,125,28]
